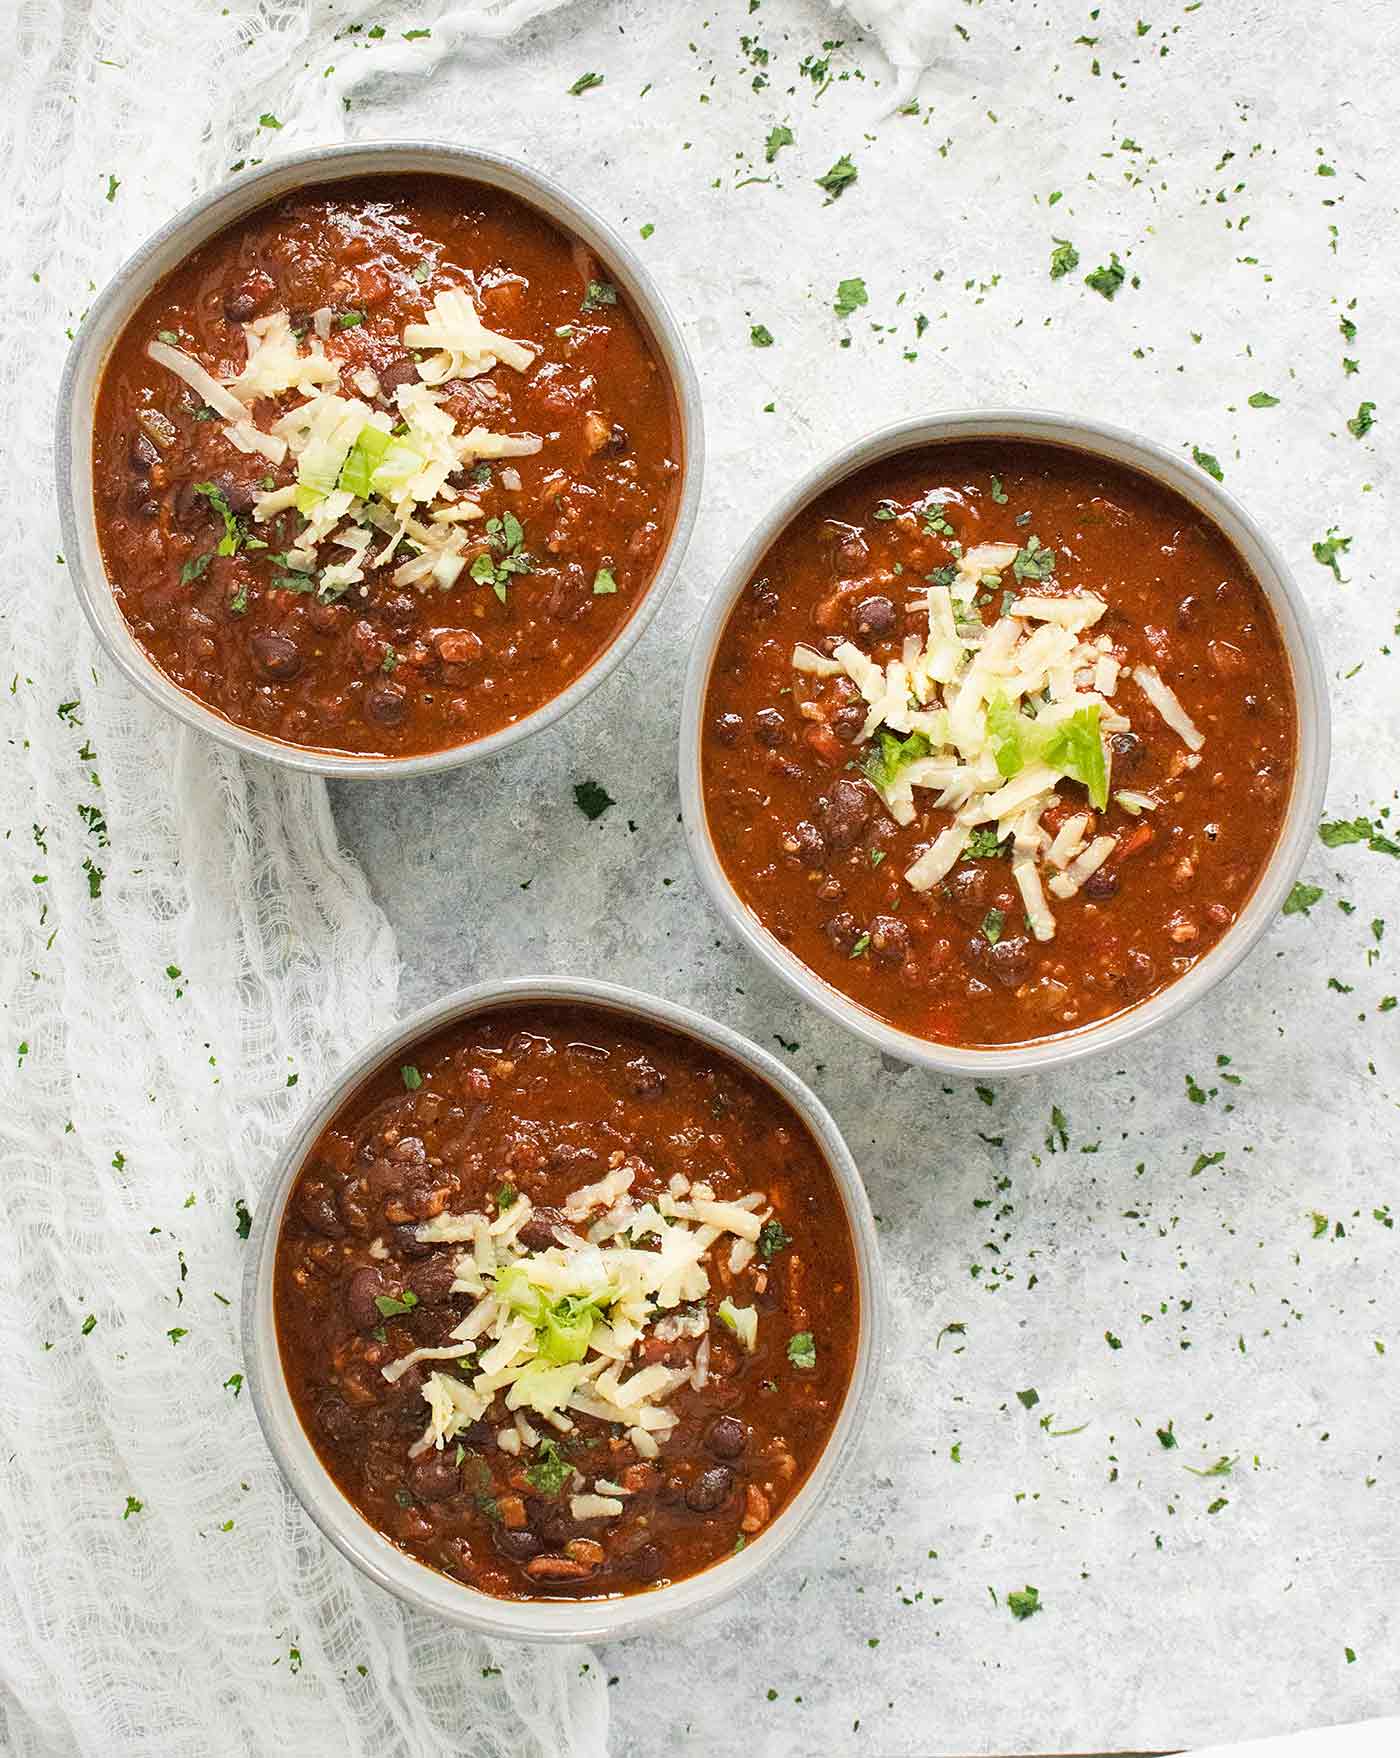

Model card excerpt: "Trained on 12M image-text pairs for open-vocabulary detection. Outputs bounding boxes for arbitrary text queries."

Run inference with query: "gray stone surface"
[330,0,1398,1750]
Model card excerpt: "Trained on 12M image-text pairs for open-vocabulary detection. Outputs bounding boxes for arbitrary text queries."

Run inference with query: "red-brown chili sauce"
[274,1005,859,1600]
[92,177,681,756]
[701,442,1296,1048]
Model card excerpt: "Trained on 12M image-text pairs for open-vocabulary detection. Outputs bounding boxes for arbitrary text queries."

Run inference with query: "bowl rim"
[678,407,1332,1076]
[240,975,886,1642]
[54,139,705,779]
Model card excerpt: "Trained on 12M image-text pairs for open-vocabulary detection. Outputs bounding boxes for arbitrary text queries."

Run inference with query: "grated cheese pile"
[794,537,1205,941]
[146,290,542,601]
[379,1166,772,1514]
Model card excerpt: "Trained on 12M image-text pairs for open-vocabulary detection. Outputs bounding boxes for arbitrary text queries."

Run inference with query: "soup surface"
[701,440,1297,1048]
[275,1003,859,1601]
[93,175,682,757]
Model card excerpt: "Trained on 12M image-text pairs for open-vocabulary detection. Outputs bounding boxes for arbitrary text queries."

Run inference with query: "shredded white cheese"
[810,535,1204,947]
[1133,666,1205,751]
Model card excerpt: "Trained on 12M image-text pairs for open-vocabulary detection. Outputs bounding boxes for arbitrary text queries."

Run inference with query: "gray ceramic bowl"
[242,977,885,1641]
[679,410,1331,1077]
[55,142,704,778]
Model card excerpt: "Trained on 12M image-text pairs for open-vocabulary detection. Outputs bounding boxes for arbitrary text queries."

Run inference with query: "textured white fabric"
[0,0,656,1752]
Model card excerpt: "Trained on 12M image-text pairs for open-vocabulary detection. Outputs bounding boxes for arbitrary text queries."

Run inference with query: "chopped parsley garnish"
[964,828,1007,860]
[592,567,618,595]
[833,276,868,318]
[980,908,1004,945]
[179,554,212,585]
[524,1438,572,1496]
[573,779,615,821]
[787,1331,816,1369]
[1312,528,1352,581]
[401,1064,423,1090]
[581,280,618,314]
[850,932,871,958]
[1347,401,1376,439]
[234,1199,252,1240]
[337,310,365,329]
[470,511,532,602]
[192,481,243,556]
[1084,254,1127,299]
[1283,882,1324,916]
[374,1290,420,1319]
[749,323,774,347]
[815,154,858,201]
[1007,1585,1042,1620]
[122,1496,143,1519]
[1191,446,1224,482]
[1048,237,1079,280]
[496,1182,518,1209]
[758,1219,791,1261]
[1011,536,1056,580]
[567,71,605,95]
[764,122,795,162]
[1247,391,1280,408]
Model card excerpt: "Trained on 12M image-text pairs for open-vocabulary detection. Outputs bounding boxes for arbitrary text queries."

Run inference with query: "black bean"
[787,821,827,869]
[712,712,744,746]
[251,633,301,681]
[824,911,864,956]
[685,1465,735,1513]
[377,356,420,398]
[941,863,998,925]
[1108,731,1145,775]
[390,1222,436,1261]
[494,1526,545,1561]
[408,1252,461,1306]
[853,594,896,638]
[129,434,160,473]
[364,682,407,726]
[224,290,258,323]
[819,778,874,850]
[295,1179,344,1239]
[605,422,630,453]
[625,1542,663,1581]
[706,1414,747,1460]
[1083,867,1120,900]
[869,915,912,963]
[516,1206,570,1252]
[830,702,866,741]
[345,1266,386,1331]
[753,707,787,749]
[409,1451,463,1502]
[966,933,1033,989]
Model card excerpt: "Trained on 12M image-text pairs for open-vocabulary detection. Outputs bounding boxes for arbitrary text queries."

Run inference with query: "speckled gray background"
[329,0,1398,1750]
